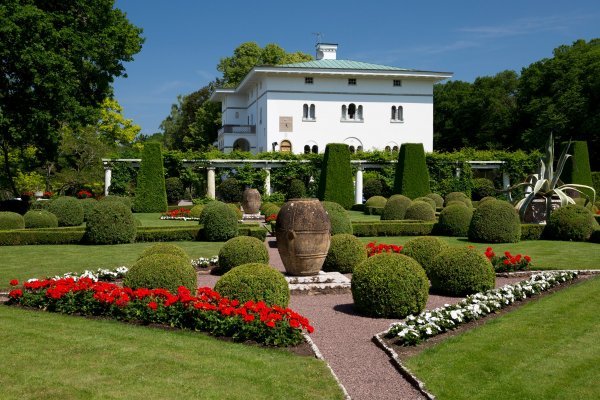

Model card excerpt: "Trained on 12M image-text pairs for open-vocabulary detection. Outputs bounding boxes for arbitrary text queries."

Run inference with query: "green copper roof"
[276,59,412,71]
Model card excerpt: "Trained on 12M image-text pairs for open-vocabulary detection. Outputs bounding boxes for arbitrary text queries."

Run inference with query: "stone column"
[264,167,271,195]
[207,167,216,199]
[104,166,112,196]
[355,166,364,204]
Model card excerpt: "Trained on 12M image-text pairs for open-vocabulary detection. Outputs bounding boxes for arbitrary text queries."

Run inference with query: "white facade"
[211,44,452,154]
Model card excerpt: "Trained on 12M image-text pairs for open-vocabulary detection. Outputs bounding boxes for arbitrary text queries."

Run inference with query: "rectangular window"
[348,78,357,86]
[393,79,402,87]
[305,77,313,84]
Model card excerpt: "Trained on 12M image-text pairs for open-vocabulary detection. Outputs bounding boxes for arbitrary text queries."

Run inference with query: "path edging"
[372,331,436,400]
[303,333,351,400]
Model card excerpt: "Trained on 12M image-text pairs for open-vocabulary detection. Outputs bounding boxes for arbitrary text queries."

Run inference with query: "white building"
[210,43,452,154]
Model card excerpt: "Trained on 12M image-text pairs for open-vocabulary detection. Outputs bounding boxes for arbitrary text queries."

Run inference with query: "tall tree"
[0,0,143,195]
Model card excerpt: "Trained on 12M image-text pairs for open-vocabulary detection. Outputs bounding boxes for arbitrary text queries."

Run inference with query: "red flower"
[9,279,18,286]
[525,255,531,262]
[148,301,158,310]
[265,320,276,328]
[9,289,22,298]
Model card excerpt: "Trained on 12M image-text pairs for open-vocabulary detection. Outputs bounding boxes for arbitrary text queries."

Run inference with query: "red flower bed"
[484,247,532,272]
[7,277,313,346]
[265,213,277,223]
[163,208,192,218]
[366,241,403,257]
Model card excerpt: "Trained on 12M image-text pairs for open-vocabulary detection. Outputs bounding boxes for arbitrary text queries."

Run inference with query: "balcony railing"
[218,125,256,134]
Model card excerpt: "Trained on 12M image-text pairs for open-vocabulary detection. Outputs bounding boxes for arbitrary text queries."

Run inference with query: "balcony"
[218,125,256,134]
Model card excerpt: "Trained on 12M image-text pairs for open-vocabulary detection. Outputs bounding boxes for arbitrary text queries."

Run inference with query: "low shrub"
[426,193,444,208]
[364,196,387,215]
[217,178,243,203]
[138,243,190,261]
[218,236,269,273]
[413,197,437,211]
[351,253,429,318]
[402,236,449,276]
[381,195,411,220]
[544,204,598,242]
[189,204,205,218]
[286,179,306,200]
[260,202,281,217]
[102,195,133,210]
[214,263,290,307]
[135,227,201,242]
[446,200,468,208]
[79,198,98,221]
[478,196,497,205]
[445,192,472,208]
[363,178,384,200]
[468,200,521,243]
[436,204,473,236]
[48,196,84,227]
[404,201,436,221]
[28,200,50,211]
[165,177,185,204]
[352,221,434,237]
[199,201,238,241]
[123,253,197,293]
[0,229,85,246]
[323,234,367,273]
[322,201,352,235]
[228,203,243,220]
[429,247,495,296]
[23,210,58,229]
[521,224,545,240]
[237,225,268,241]
[85,201,137,244]
[0,211,25,230]
[471,178,496,200]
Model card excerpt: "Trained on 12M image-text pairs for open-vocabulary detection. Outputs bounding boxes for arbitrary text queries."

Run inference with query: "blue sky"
[113,0,600,135]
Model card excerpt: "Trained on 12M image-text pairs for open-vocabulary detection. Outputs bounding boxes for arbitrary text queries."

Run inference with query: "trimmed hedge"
[544,204,598,242]
[521,224,545,240]
[471,178,496,200]
[237,225,268,241]
[435,204,473,236]
[402,236,449,277]
[218,236,269,273]
[85,201,137,244]
[135,226,201,242]
[404,201,436,221]
[381,195,412,220]
[138,243,190,261]
[165,177,185,205]
[0,212,25,230]
[317,143,354,209]
[393,143,430,199]
[199,200,238,241]
[0,229,85,246]
[48,196,84,227]
[426,193,444,208]
[444,192,472,208]
[23,210,58,229]
[413,196,437,211]
[322,201,353,235]
[214,263,290,307]
[429,247,495,296]
[79,198,98,221]
[286,178,306,200]
[323,234,367,273]
[351,253,429,318]
[468,200,521,243]
[123,253,197,293]
[228,203,243,220]
[102,195,133,210]
[189,204,204,218]
[352,221,434,237]
[133,143,168,213]
[561,141,594,201]
[363,178,384,199]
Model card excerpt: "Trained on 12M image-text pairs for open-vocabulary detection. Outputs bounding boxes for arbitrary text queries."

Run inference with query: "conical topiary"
[133,143,168,212]
[561,141,595,202]
[392,143,430,199]
[317,143,354,209]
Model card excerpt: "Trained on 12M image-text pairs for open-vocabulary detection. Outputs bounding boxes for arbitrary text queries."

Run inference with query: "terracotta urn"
[275,198,331,276]
[241,188,261,214]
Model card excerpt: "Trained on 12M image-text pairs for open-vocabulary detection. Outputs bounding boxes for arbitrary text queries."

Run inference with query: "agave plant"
[507,133,596,222]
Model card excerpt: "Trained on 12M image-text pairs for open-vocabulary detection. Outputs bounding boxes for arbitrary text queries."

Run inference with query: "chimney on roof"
[316,43,338,60]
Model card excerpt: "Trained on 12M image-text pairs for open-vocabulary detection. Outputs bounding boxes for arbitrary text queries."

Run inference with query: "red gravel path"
[198,238,524,400]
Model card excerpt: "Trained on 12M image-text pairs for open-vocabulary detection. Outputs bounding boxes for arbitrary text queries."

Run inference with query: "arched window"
[309,104,315,119]
[280,140,292,153]
[357,105,363,120]
[303,104,308,119]
[391,106,396,120]
[259,108,262,124]
[397,106,403,121]
[341,105,347,119]
[349,145,355,154]
[312,145,318,154]
[233,139,250,152]
[304,145,310,154]
[357,146,363,152]
[348,103,356,120]
[392,146,399,153]
[385,146,391,152]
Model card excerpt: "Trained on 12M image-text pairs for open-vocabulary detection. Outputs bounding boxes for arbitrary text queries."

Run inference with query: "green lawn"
[404,276,600,400]
[357,236,600,270]
[0,306,344,400]
[135,212,199,227]
[348,210,381,222]
[0,241,224,290]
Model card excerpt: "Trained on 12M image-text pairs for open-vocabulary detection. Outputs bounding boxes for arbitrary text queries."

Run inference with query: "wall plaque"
[279,116,293,132]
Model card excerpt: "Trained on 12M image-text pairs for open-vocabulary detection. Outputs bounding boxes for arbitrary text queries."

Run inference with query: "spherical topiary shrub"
[351,253,429,318]
[102,195,133,210]
[0,212,25,230]
[426,193,444,208]
[123,253,197,293]
[138,243,190,261]
[228,203,243,220]
[323,234,367,273]
[23,210,58,229]
[199,200,238,241]
[468,200,521,243]
[413,196,437,211]
[261,202,281,218]
[48,196,84,227]
[429,247,495,296]
[214,263,289,307]
[446,200,468,208]
[544,204,598,242]
[471,178,496,201]
[402,236,449,276]
[381,195,412,220]
[364,195,387,215]
[363,178,384,200]
[79,198,98,221]
[445,192,472,208]
[189,204,204,218]
[436,204,474,237]
[322,201,352,234]
[404,201,436,221]
[218,236,269,273]
[85,201,137,244]
[286,178,306,200]
[165,177,185,205]
[478,196,497,205]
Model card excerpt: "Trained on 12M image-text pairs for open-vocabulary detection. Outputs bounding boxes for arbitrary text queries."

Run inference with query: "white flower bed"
[386,271,579,346]
[26,266,130,283]
[159,216,200,221]
[191,256,218,269]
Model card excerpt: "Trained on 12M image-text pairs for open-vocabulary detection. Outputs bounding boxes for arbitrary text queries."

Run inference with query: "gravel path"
[198,237,525,400]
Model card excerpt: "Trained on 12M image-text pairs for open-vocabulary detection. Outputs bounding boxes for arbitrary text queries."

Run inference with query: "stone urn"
[275,198,331,276]
[241,188,261,214]
[521,196,562,223]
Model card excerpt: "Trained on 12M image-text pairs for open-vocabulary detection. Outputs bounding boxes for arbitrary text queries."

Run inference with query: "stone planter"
[521,197,562,223]
[275,198,331,276]
[241,188,261,214]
